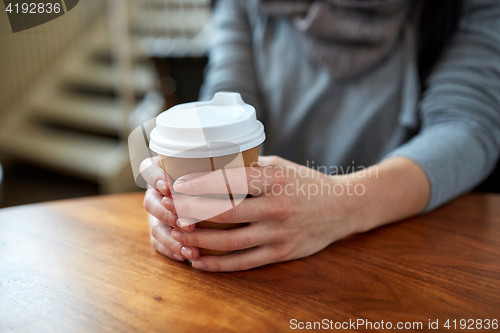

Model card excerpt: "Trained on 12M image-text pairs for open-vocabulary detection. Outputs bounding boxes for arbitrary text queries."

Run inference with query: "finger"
[171,223,275,252]
[161,196,176,214]
[144,189,178,229]
[150,220,185,259]
[258,155,296,167]
[147,212,160,229]
[171,193,287,223]
[176,216,197,232]
[161,196,196,232]
[180,244,200,261]
[148,202,197,259]
[171,191,231,222]
[151,236,185,261]
[191,245,287,272]
[257,155,275,166]
[173,169,239,195]
[140,157,172,195]
[173,166,281,195]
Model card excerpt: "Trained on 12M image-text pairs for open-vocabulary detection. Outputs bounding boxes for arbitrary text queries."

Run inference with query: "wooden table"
[1,192,499,332]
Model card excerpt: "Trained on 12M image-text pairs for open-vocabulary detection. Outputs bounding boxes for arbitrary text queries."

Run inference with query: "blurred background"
[0,0,498,208]
[0,0,212,208]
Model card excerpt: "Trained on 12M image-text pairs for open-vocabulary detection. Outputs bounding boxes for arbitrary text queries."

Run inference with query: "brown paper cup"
[158,146,259,256]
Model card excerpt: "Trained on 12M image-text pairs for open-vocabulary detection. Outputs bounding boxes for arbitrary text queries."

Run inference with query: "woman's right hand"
[140,157,198,262]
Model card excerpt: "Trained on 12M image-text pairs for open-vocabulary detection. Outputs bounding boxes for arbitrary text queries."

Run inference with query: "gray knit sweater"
[200,0,500,211]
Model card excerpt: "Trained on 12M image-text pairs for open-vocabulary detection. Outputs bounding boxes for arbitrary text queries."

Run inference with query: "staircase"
[0,15,159,193]
[0,0,212,193]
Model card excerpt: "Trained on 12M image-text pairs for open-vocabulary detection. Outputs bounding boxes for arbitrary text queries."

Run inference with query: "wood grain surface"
[1,192,499,332]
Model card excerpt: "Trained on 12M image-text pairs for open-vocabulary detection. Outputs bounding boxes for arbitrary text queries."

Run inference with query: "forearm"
[199,0,262,111]
[364,0,500,216]
[339,157,430,233]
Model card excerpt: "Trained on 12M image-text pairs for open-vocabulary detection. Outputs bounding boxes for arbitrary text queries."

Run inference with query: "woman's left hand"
[169,155,359,272]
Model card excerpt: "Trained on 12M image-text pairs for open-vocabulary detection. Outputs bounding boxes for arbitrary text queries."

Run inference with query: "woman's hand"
[141,157,191,262]
[166,155,359,271]
[142,153,429,271]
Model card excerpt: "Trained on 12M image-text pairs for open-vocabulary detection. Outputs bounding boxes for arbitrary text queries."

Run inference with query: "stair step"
[143,35,210,57]
[132,9,210,36]
[0,123,123,180]
[30,91,125,134]
[90,42,149,65]
[63,62,155,94]
[134,0,211,8]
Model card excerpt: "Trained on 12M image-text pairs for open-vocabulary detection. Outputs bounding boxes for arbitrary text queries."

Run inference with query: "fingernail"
[192,260,206,269]
[162,196,174,211]
[156,180,167,193]
[176,217,193,229]
[173,254,184,261]
[171,230,182,241]
[173,179,188,192]
[181,246,192,258]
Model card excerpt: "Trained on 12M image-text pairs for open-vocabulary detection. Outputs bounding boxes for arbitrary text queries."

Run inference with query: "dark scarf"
[256,0,415,80]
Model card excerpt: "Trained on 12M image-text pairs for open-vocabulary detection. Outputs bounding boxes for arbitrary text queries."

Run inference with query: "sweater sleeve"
[385,0,500,211]
[199,0,262,112]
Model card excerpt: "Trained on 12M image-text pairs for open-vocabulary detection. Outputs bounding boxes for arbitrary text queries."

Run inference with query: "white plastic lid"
[149,92,266,158]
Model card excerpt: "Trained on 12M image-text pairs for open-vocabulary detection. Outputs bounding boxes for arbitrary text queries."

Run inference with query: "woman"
[142,0,500,271]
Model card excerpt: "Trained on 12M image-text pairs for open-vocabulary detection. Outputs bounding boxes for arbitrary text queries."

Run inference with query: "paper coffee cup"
[149,92,265,256]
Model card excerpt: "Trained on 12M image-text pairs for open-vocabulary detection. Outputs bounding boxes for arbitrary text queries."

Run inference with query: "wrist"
[335,157,430,234]
[332,175,373,234]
